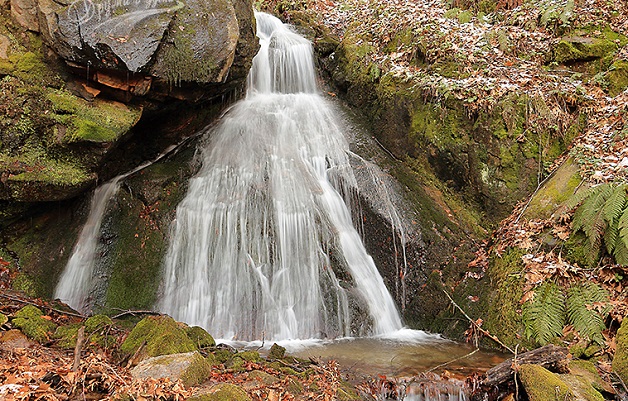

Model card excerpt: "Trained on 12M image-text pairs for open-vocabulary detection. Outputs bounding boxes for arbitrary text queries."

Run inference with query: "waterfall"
[158,12,402,340]
[54,179,122,313]
[55,144,180,313]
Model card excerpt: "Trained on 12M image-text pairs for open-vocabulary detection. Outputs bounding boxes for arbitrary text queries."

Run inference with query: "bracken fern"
[568,182,628,265]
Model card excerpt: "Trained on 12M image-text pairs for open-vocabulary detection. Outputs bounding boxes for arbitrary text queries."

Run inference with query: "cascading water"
[158,12,402,340]
[55,144,179,314]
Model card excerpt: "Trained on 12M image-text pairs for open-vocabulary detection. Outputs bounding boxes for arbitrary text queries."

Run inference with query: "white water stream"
[158,12,402,340]
[54,144,179,313]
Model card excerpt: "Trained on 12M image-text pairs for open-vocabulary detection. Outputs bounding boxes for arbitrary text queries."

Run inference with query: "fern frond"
[619,208,628,252]
[522,282,566,345]
[604,221,619,256]
[567,282,610,345]
[573,186,611,234]
[613,236,628,266]
[603,183,627,223]
[565,185,595,210]
[584,208,607,260]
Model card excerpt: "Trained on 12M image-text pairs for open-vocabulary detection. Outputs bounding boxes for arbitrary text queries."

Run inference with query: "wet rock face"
[11,0,258,96]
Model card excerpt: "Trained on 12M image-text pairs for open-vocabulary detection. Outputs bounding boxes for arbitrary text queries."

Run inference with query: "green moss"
[54,323,81,349]
[214,349,236,364]
[0,313,7,326]
[186,326,215,348]
[179,352,212,387]
[524,158,581,219]
[483,248,531,348]
[12,305,57,343]
[613,318,628,385]
[236,351,261,362]
[554,37,617,64]
[85,314,113,332]
[606,60,628,97]
[562,360,606,401]
[188,383,251,401]
[11,273,37,296]
[120,316,197,359]
[564,231,595,268]
[46,89,141,143]
[337,381,361,400]
[457,10,472,24]
[267,343,286,359]
[519,364,573,400]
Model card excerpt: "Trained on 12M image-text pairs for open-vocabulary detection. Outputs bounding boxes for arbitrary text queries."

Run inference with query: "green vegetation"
[613,319,628,384]
[522,281,610,345]
[567,182,628,265]
[47,89,141,143]
[12,305,57,343]
[519,364,573,401]
[120,315,197,359]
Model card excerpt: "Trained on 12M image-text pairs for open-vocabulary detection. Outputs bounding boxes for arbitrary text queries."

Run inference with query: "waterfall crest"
[158,12,402,340]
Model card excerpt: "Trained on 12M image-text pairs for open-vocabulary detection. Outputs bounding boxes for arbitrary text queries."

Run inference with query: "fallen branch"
[0,292,85,318]
[442,289,514,354]
[482,344,569,388]
[111,308,162,319]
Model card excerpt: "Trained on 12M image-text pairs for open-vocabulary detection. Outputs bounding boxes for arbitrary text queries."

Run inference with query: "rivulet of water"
[157,12,402,340]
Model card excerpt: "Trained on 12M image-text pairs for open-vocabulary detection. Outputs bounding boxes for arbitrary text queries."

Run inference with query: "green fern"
[566,282,610,345]
[569,182,628,265]
[522,282,566,345]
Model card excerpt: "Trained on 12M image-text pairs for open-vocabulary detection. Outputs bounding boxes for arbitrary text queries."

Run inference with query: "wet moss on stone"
[613,318,628,385]
[606,60,628,97]
[519,364,573,401]
[120,315,197,359]
[12,305,57,343]
[186,326,216,348]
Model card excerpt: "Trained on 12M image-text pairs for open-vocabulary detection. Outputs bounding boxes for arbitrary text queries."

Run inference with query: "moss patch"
[47,89,141,143]
[189,383,251,401]
[12,305,57,343]
[186,326,215,348]
[524,157,582,219]
[518,364,573,400]
[613,318,628,385]
[120,315,197,360]
[606,60,628,97]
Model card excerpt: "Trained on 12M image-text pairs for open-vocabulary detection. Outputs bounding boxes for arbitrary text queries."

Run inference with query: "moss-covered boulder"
[561,360,608,401]
[267,343,286,360]
[131,351,211,387]
[189,383,251,401]
[185,325,215,349]
[613,318,628,385]
[11,305,57,343]
[554,36,618,65]
[120,315,197,361]
[606,60,628,97]
[519,364,573,401]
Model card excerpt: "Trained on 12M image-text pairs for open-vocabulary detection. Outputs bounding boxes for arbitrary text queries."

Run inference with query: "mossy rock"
[12,305,57,343]
[188,383,251,401]
[186,325,215,348]
[606,60,628,97]
[612,318,628,385]
[524,157,581,220]
[267,343,286,359]
[518,364,574,400]
[0,313,7,326]
[46,89,142,144]
[85,314,113,332]
[120,315,197,360]
[132,351,211,388]
[554,37,617,64]
[567,360,612,397]
[235,351,261,362]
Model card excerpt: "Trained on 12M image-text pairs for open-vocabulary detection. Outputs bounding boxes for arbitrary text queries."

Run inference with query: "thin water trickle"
[158,12,402,340]
[55,144,179,313]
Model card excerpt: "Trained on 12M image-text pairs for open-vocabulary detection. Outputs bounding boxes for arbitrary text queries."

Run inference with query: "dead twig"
[425,348,480,374]
[73,326,85,372]
[111,308,162,319]
[442,289,515,354]
[0,292,85,318]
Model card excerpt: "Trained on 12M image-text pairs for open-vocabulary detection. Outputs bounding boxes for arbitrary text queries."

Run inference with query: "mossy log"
[482,345,569,388]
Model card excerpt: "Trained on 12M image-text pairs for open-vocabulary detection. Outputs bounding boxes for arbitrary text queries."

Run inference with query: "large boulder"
[131,351,211,387]
[16,0,258,94]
